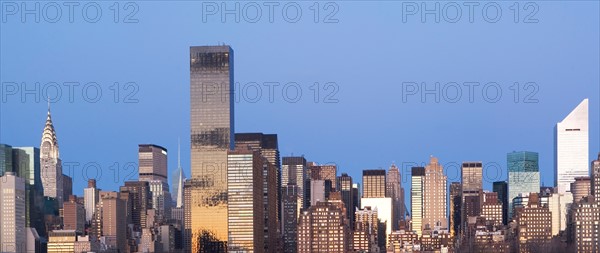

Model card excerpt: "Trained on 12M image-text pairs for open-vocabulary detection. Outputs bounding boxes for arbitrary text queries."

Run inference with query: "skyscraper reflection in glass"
[188,45,234,253]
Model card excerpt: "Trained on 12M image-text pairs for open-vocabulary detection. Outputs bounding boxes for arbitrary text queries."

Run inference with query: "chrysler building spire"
[41,103,64,206]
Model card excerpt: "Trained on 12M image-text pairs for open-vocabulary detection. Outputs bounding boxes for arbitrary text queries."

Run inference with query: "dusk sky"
[1,1,599,205]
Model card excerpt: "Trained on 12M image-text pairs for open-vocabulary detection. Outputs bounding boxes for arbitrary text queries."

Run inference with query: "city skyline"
[1,95,598,206]
[1,45,598,252]
[1,2,599,251]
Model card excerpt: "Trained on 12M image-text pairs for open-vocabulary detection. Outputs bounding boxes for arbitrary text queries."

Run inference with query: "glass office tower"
[188,45,234,253]
[507,151,540,219]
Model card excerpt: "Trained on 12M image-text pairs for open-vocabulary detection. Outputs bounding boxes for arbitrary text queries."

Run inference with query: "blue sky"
[1,1,599,204]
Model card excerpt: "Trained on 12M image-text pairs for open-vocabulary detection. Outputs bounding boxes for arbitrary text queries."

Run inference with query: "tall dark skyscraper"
[281,184,299,253]
[337,173,355,228]
[12,147,45,237]
[188,45,234,252]
[450,182,462,237]
[493,181,508,225]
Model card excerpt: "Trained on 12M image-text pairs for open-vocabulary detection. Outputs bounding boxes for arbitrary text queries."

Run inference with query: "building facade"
[555,98,589,194]
[188,45,235,252]
[507,151,540,219]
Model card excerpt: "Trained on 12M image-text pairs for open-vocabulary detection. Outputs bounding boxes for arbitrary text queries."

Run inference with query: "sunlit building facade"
[188,45,235,252]
[555,98,589,194]
[227,150,264,253]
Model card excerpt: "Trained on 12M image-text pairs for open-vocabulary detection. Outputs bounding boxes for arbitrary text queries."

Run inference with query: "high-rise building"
[493,181,508,225]
[363,169,386,198]
[309,164,337,190]
[0,144,13,175]
[297,201,349,253]
[423,157,447,230]
[84,179,99,223]
[514,193,552,252]
[337,173,355,228]
[47,230,78,253]
[227,150,265,253]
[188,45,235,252]
[63,195,85,233]
[352,183,361,213]
[282,156,307,195]
[450,182,462,237]
[571,176,591,203]
[461,162,482,230]
[481,192,502,227]
[100,191,127,251]
[149,180,172,223]
[171,140,186,207]
[12,146,45,237]
[0,172,26,253]
[120,181,151,230]
[235,133,281,226]
[507,151,540,219]
[573,195,600,252]
[461,162,482,198]
[139,144,168,183]
[40,106,64,207]
[234,133,279,253]
[281,184,299,253]
[386,164,405,230]
[411,167,425,237]
[555,98,589,194]
[592,153,600,197]
[63,174,72,204]
[354,206,379,253]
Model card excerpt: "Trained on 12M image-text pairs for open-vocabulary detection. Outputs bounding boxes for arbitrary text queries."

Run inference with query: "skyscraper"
[188,45,234,252]
[411,167,425,237]
[282,156,307,208]
[234,133,280,253]
[592,153,600,197]
[571,176,591,203]
[492,181,508,225]
[297,201,349,253]
[449,182,462,237]
[0,172,26,253]
[337,173,355,228]
[309,164,337,189]
[386,164,405,230]
[120,181,151,230]
[100,191,127,251]
[171,139,186,207]
[139,144,168,183]
[63,195,85,233]
[461,162,483,197]
[423,156,447,230]
[363,170,386,198]
[507,151,540,219]
[12,146,45,236]
[40,106,64,207]
[0,144,13,175]
[555,98,589,194]
[227,150,264,253]
[281,184,299,253]
[84,179,99,223]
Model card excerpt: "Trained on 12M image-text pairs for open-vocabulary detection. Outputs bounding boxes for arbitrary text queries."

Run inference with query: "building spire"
[178,137,181,170]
